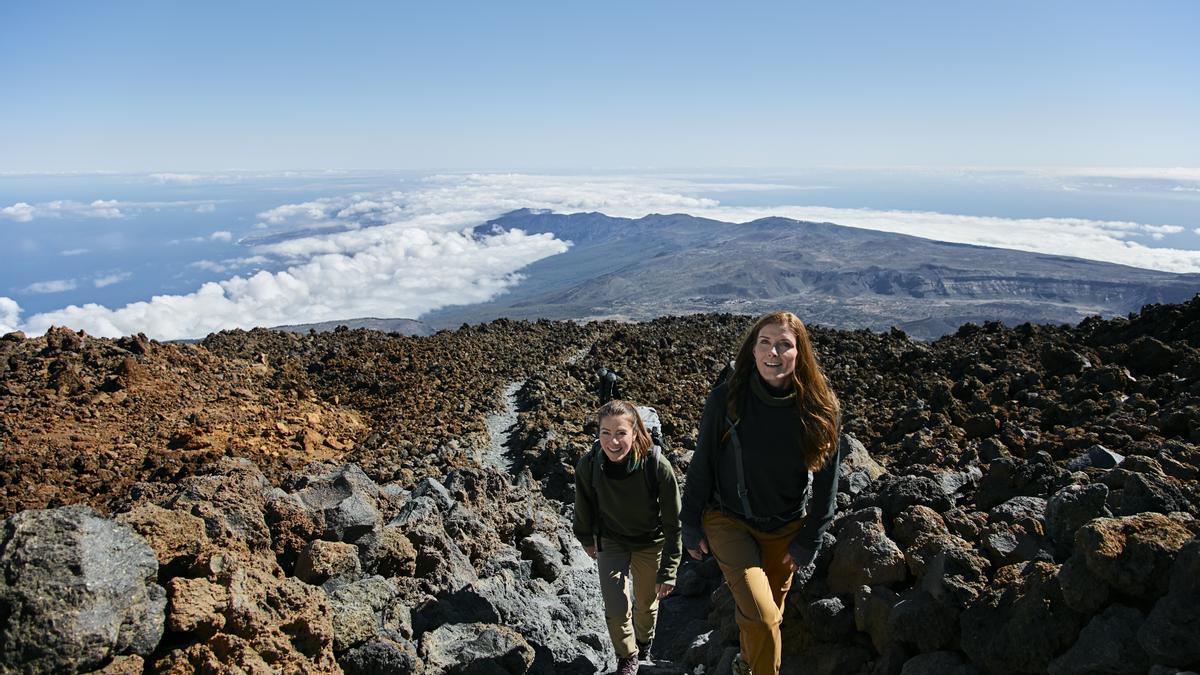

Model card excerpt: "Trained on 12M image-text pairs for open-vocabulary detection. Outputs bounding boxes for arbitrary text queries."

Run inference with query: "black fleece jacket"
[680,376,840,567]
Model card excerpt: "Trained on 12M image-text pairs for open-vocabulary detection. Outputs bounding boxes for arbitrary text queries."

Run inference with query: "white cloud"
[0,199,124,220]
[237,173,1200,275]
[0,198,225,222]
[93,272,131,288]
[150,173,220,184]
[0,297,20,334]
[11,171,1200,340]
[196,203,216,213]
[25,279,78,294]
[257,200,335,225]
[189,255,270,273]
[146,169,355,185]
[22,228,567,340]
[1,202,36,222]
[170,230,239,245]
[60,248,90,256]
[1061,167,1200,182]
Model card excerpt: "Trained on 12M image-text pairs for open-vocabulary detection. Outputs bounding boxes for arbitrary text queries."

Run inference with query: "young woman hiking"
[574,399,682,675]
[680,311,841,675]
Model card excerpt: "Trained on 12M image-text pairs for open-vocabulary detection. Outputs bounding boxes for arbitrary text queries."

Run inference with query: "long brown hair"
[726,311,840,471]
[596,399,654,465]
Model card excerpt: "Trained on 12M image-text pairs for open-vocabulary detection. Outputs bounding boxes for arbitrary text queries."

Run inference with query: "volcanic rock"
[1073,512,1198,600]
[420,622,536,675]
[1047,604,1151,675]
[0,505,165,674]
[960,561,1086,675]
[829,508,908,594]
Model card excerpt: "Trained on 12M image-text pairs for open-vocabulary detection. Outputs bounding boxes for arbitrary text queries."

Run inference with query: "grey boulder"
[0,505,166,674]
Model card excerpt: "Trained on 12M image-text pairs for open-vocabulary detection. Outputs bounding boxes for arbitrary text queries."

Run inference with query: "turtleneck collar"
[751,373,797,407]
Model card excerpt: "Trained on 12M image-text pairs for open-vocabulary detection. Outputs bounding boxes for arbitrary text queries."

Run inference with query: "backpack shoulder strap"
[643,445,661,499]
[590,440,604,492]
[586,441,606,549]
[725,415,756,520]
[715,369,753,516]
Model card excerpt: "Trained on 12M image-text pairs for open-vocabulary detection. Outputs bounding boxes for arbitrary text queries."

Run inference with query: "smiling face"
[753,322,799,388]
[598,413,635,463]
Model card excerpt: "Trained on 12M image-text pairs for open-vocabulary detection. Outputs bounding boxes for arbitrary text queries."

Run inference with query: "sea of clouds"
[2,172,1198,339]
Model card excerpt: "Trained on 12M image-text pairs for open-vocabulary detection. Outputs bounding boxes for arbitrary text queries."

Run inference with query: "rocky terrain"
[2,296,1199,674]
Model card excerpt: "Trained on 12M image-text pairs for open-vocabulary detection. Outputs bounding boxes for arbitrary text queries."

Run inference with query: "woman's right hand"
[584,545,596,559]
[686,538,709,560]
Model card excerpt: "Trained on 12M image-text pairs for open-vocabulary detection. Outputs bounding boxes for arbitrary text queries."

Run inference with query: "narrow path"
[482,380,524,473]
[481,342,593,474]
[564,344,592,366]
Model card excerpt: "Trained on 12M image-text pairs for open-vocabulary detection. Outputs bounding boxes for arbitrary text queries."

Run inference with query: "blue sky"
[2,3,1198,339]
[3,1,1198,172]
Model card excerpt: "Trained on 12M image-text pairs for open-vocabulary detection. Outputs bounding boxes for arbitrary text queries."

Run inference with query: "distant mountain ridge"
[271,317,434,337]
[414,209,1200,338]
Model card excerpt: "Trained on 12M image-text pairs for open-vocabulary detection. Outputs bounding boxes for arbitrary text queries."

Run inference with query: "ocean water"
[2,169,1197,336]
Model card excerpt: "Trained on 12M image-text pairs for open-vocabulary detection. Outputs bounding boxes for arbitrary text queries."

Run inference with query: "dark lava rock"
[0,505,166,673]
[976,458,1070,511]
[419,622,535,675]
[960,562,1086,675]
[1138,538,1200,667]
[340,636,424,675]
[829,508,908,594]
[1065,444,1124,471]
[800,596,855,642]
[1074,512,1198,600]
[1046,483,1111,559]
[1047,604,1152,675]
[876,475,955,520]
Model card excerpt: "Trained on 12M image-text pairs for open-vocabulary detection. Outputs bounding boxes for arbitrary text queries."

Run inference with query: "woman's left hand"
[782,552,797,573]
[655,583,674,600]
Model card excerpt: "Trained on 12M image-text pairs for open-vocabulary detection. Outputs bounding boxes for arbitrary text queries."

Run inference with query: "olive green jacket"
[574,445,682,585]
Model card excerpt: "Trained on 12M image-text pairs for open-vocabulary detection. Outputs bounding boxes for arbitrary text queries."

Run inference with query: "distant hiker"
[680,311,841,675]
[596,366,622,406]
[574,399,682,675]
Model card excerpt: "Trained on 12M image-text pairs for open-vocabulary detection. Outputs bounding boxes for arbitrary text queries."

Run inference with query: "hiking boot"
[636,640,653,663]
[731,652,753,675]
[616,654,639,675]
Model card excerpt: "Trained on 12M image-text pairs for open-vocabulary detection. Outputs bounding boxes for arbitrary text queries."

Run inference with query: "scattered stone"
[801,596,855,642]
[518,533,564,582]
[829,508,908,594]
[1047,604,1152,675]
[1138,538,1200,666]
[1075,512,1198,600]
[1066,444,1125,471]
[900,650,981,675]
[296,539,362,585]
[1046,483,1110,559]
[419,622,535,675]
[0,505,166,673]
[960,562,1086,675]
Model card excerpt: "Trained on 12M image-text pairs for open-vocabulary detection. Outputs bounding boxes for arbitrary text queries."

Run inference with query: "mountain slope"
[420,209,1200,337]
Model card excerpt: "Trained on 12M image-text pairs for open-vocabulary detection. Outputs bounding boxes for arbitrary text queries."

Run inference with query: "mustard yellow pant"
[596,538,662,658]
[703,509,805,675]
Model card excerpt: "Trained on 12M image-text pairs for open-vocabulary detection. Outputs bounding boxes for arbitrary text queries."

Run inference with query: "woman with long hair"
[680,311,841,675]
[574,399,682,675]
